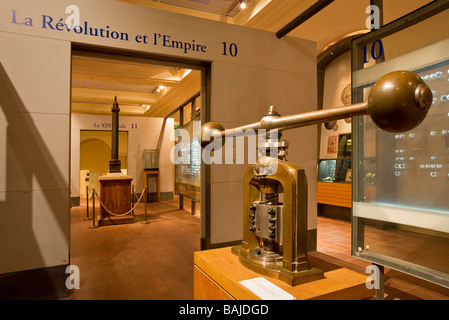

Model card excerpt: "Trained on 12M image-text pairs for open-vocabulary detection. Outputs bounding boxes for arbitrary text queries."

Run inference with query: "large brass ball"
[200,122,225,149]
[367,70,432,133]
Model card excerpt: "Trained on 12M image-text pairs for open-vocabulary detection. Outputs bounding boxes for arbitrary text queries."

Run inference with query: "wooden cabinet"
[193,266,234,300]
[317,133,353,210]
[317,182,352,208]
[143,170,160,202]
[98,175,133,226]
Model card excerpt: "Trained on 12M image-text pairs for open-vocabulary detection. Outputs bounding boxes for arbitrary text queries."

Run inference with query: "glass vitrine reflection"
[318,133,352,183]
[318,159,336,182]
[355,62,449,278]
[351,4,449,289]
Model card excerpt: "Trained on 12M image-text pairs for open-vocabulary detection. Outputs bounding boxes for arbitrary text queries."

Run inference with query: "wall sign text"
[9,7,240,58]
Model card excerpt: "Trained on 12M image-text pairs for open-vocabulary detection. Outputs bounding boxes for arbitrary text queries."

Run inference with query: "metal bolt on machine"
[199,71,433,286]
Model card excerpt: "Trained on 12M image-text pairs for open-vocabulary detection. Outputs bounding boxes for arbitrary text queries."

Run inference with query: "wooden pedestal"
[98,174,133,226]
[194,247,374,300]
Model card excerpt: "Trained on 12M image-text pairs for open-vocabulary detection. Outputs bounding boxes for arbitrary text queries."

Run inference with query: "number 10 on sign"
[362,40,384,64]
[222,42,238,57]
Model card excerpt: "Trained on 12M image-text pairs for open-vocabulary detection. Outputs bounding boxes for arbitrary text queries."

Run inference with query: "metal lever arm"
[200,70,433,148]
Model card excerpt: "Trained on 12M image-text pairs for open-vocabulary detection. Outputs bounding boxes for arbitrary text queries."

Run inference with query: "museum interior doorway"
[69,46,209,295]
[70,45,207,212]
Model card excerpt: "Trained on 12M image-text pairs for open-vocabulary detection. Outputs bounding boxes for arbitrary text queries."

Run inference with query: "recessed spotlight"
[240,0,247,9]
[140,104,151,112]
[153,85,164,94]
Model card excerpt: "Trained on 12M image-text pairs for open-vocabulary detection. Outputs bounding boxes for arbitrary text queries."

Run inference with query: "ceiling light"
[225,0,248,16]
[152,85,164,94]
[141,104,151,112]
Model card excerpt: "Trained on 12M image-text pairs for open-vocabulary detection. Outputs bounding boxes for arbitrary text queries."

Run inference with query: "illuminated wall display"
[172,114,201,203]
[351,4,449,289]
[391,63,449,183]
[359,61,449,213]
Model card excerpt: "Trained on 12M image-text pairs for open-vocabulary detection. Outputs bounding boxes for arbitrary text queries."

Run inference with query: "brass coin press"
[200,71,433,286]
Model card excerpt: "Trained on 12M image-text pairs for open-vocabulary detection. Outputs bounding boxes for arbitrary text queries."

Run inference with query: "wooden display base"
[98,173,133,226]
[194,247,374,300]
[98,215,134,226]
[231,246,324,286]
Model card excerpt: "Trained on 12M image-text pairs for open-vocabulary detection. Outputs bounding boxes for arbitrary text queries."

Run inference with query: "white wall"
[71,114,174,200]
[0,32,71,273]
[0,0,318,269]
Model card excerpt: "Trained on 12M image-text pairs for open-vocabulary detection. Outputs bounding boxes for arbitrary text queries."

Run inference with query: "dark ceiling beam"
[275,0,335,39]
[353,0,449,47]
[225,0,242,16]
[317,31,369,70]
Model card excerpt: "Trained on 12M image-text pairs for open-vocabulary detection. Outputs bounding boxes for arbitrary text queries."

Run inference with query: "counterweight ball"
[367,70,433,133]
[200,122,225,149]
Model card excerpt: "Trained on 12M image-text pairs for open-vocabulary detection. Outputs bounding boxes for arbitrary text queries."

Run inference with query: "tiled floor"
[63,197,201,300]
[63,198,449,300]
[316,216,449,300]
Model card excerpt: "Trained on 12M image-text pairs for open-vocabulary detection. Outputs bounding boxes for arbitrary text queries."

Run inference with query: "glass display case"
[143,149,159,170]
[318,159,336,182]
[351,2,449,289]
[174,118,201,202]
[318,133,352,183]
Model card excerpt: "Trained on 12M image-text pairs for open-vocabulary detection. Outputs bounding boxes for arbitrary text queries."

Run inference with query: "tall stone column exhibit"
[98,97,134,226]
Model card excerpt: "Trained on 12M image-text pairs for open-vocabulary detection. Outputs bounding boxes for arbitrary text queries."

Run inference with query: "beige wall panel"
[210,60,317,243]
[0,31,70,274]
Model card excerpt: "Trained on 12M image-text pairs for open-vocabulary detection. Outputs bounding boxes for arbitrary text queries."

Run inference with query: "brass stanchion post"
[84,186,91,221]
[89,189,99,229]
[131,184,135,216]
[142,188,150,224]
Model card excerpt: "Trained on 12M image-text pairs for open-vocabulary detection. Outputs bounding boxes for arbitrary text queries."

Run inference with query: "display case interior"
[351,3,449,289]
[318,159,336,182]
[174,118,201,202]
[318,133,352,183]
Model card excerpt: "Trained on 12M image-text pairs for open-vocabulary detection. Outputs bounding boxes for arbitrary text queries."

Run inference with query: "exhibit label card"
[239,277,295,300]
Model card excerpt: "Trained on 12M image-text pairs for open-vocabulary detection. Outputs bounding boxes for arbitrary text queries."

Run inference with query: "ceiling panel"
[71,53,199,117]
[152,0,244,16]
